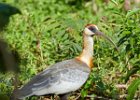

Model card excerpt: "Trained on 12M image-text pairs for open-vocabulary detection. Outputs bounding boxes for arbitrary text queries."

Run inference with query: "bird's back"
[14,58,90,99]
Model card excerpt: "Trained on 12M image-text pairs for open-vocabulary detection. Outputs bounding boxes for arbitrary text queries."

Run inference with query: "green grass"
[0,0,140,100]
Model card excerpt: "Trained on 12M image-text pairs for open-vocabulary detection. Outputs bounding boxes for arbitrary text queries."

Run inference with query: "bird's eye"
[88,26,96,33]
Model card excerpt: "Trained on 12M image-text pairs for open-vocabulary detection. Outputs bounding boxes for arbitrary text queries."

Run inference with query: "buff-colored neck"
[76,33,93,68]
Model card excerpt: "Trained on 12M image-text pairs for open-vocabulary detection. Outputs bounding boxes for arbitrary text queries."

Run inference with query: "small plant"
[0,0,140,99]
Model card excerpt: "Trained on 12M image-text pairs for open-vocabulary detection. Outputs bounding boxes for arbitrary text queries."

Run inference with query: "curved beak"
[96,31,119,51]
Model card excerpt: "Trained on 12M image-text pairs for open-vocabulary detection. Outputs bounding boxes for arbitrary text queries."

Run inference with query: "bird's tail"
[10,87,34,100]
[10,89,21,100]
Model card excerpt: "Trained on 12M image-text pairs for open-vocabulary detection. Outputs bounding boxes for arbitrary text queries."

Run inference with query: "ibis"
[12,24,117,100]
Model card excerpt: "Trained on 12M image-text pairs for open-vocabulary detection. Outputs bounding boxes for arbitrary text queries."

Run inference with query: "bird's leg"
[59,93,70,100]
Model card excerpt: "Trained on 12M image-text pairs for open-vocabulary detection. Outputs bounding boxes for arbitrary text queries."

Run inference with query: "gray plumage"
[14,59,90,99]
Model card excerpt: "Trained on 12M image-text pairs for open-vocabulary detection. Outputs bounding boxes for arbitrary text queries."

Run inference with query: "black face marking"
[88,26,96,33]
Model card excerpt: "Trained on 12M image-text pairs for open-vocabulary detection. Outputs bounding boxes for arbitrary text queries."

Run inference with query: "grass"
[0,0,140,100]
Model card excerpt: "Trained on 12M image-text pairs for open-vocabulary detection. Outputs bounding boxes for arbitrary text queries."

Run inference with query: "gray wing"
[17,59,90,99]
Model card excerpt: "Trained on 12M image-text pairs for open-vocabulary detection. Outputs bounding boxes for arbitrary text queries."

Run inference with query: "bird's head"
[84,24,118,51]
[84,24,99,36]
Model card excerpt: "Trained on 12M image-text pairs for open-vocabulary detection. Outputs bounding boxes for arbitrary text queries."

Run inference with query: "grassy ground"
[0,0,140,100]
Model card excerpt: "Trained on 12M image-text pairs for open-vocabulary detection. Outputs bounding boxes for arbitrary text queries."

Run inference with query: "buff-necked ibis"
[12,24,117,100]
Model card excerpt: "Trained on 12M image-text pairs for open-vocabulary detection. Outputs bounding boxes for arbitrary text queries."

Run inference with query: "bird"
[0,3,21,100]
[0,40,20,73]
[0,3,21,31]
[12,24,117,100]
[0,3,21,73]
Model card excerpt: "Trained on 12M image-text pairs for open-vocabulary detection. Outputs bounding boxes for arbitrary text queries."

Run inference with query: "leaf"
[126,9,140,18]
[110,0,118,5]
[57,30,65,39]
[81,89,88,98]
[72,43,82,52]
[0,40,20,73]
[125,60,140,83]
[46,22,60,31]
[117,31,131,46]
[125,66,140,83]
[127,78,140,100]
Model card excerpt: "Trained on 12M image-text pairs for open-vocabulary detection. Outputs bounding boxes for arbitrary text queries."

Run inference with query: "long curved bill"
[96,31,119,51]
